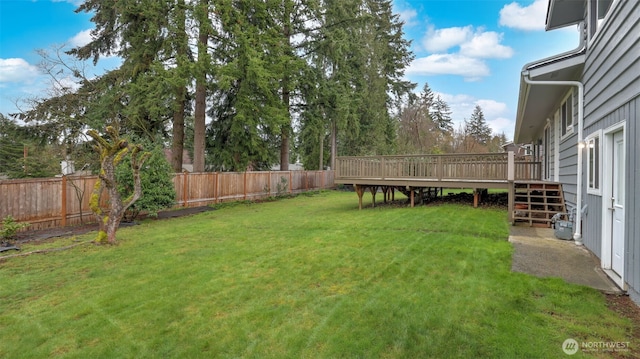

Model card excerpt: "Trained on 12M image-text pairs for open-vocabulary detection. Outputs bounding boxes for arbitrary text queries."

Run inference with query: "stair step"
[512,181,567,228]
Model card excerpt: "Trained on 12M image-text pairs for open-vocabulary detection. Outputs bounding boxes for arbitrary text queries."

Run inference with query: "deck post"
[410,187,414,208]
[473,189,479,208]
[369,186,378,208]
[355,185,366,210]
[380,156,385,180]
[507,151,515,223]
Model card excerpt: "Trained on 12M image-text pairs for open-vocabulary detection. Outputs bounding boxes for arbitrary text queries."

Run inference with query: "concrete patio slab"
[509,226,622,294]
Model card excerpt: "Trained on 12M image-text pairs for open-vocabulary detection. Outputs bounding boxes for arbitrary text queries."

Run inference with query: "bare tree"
[88,127,150,244]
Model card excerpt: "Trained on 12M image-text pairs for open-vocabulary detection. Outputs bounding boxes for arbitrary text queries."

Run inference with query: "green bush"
[116,144,176,221]
[0,215,29,242]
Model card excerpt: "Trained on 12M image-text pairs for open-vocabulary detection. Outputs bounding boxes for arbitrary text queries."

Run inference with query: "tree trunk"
[330,119,337,170]
[171,0,188,173]
[193,0,208,173]
[172,90,186,172]
[88,128,149,245]
[280,1,291,171]
[319,132,324,170]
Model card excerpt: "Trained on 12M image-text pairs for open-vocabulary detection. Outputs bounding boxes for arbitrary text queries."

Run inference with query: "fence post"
[214,172,218,203]
[183,171,189,207]
[61,175,67,226]
[320,170,324,189]
[243,172,247,200]
[267,171,271,196]
[289,171,292,194]
[507,151,515,181]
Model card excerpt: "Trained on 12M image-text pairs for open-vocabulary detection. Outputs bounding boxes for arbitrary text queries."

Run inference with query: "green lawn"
[0,191,633,358]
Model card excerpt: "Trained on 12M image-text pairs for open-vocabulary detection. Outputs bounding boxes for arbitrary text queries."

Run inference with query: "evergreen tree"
[71,0,190,170]
[431,95,454,134]
[465,105,492,146]
[206,0,288,171]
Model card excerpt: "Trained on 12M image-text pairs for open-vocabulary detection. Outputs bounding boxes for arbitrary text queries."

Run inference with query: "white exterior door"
[611,130,625,276]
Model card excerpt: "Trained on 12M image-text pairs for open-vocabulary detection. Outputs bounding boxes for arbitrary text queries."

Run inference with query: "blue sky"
[0,0,579,139]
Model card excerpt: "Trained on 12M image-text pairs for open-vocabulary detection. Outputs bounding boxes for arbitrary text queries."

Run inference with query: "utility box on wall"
[554,220,573,240]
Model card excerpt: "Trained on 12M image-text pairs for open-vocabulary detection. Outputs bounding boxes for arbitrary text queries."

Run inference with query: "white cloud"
[69,29,93,47]
[460,31,514,59]
[499,0,547,31]
[406,54,489,81]
[422,26,473,52]
[398,9,418,27]
[0,58,40,83]
[475,99,508,119]
[487,117,514,136]
[53,0,85,6]
[393,0,420,27]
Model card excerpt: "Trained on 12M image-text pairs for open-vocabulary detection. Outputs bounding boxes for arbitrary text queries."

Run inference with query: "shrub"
[0,215,29,243]
[116,144,176,221]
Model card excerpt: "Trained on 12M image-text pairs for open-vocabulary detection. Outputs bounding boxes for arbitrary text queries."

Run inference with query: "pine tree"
[431,95,454,134]
[465,105,492,146]
[71,0,190,171]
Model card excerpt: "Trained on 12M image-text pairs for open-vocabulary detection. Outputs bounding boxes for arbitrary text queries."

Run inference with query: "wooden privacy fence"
[0,170,335,231]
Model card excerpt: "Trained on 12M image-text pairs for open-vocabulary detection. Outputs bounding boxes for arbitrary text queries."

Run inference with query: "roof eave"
[514,52,585,143]
[546,0,585,31]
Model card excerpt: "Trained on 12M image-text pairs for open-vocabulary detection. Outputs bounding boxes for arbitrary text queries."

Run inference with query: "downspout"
[522,76,584,245]
[519,22,587,246]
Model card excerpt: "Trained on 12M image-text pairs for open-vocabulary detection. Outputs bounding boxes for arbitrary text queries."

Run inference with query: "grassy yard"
[0,191,634,358]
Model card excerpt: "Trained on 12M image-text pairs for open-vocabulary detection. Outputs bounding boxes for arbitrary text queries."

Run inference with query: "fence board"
[0,170,335,231]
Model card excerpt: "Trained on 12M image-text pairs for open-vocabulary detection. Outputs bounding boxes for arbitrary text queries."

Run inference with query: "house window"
[587,133,601,195]
[561,93,574,138]
[589,0,616,39]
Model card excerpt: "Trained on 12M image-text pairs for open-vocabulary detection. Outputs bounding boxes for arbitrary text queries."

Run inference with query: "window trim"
[560,92,574,140]
[543,122,551,181]
[588,0,619,45]
[586,130,602,195]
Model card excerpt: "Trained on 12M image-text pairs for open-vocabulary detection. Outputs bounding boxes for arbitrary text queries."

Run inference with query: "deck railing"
[336,153,541,182]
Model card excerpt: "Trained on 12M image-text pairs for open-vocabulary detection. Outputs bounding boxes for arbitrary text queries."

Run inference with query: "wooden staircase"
[513,182,566,227]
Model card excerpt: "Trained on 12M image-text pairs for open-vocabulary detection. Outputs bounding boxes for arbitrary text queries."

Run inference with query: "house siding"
[581,0,639,299]
[583,0,640,124]
[559,88,579,210]
[583,96,638,297]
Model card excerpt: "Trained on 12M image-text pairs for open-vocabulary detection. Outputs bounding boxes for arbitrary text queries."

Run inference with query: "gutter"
[522,75,584,246]
[519,22,587,246]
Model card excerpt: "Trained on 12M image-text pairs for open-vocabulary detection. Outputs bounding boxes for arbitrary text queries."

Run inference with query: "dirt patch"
[606,294,640,357]
[12,206,216,245]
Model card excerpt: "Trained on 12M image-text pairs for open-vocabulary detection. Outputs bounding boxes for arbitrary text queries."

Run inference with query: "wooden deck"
[335,153,540,187]
[335,153,545,220]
